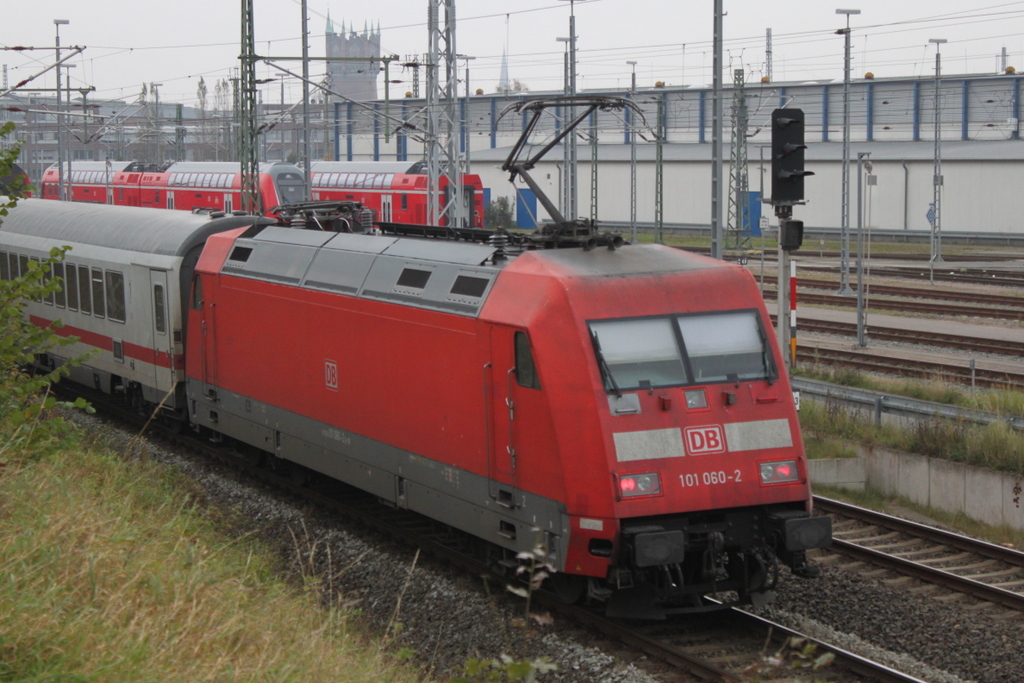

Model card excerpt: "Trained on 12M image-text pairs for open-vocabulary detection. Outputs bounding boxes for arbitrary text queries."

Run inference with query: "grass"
[799,393,1024,475]
[814,484,1024,551]
[0,439,428,683]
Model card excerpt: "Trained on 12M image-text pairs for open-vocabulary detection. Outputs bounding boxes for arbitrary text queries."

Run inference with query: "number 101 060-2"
[680,470,741,487]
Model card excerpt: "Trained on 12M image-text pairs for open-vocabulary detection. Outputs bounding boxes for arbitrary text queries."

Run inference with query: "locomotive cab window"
[677,311,774,384]
[588,309,773,392]
[514,331,540,390]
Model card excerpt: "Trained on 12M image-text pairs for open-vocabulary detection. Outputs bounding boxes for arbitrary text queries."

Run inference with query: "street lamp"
[627,61,638,242]
[929,38,948,263]
[836,8,860,295]
[54,19,69,201]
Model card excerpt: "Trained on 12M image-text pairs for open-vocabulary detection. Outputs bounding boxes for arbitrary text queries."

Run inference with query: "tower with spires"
[325,13,381,102]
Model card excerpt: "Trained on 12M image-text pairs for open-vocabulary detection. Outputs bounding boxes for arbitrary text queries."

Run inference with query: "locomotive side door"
[488,326,542,509]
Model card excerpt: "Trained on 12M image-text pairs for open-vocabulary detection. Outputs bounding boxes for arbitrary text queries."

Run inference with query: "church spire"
[326,10,334,35]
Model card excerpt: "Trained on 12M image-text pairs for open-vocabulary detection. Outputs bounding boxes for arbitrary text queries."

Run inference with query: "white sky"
[4,1,1024,107]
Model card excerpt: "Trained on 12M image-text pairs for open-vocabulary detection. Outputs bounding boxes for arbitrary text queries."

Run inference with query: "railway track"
[795,344,1024,389]
[762,287,1024,321]
[80,390,927,683]
[760,274,1024,308]
[800,264,1024,288]
[815,497,1024,613]
[769,314,1024,357]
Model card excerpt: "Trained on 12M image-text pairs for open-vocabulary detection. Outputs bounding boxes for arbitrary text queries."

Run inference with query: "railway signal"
[771,108,813,204]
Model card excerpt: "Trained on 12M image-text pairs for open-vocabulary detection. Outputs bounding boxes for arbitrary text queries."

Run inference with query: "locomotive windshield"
[275,172,306,204]
[588,310,774,391]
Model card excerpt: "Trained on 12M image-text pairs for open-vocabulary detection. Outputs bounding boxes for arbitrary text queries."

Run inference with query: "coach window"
[53,262,66,308]
[91,267,106,318]
[401,194,408,210]
[514,331,541,390]
[65,264,79,311]
[118,187,124,202]
[154,190,161,204]
[105,271,126,323]
[154,284,167,334]
[0,251,7,280]
[77,265,91,314]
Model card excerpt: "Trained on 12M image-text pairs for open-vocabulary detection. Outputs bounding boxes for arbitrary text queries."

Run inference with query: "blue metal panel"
[962,79,969,140]
[482,187,491,226]
[699,90,706,144]
[515,188,538,229]
[866,82,874,141]
[913,81,921,141]
[624,105,631,144]
[821,86,830,142]
[779,87,786,109]
[490,98,497,148]
[748,191,762,236]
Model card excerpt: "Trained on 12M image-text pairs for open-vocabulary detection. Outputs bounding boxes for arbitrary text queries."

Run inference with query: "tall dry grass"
[0,446,426,682]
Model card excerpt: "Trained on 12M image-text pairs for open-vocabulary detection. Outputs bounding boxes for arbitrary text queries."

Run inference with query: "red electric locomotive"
[4,197,829,619]
[184,209,829,618]
[309,161,485,227]
[39,161,305,214]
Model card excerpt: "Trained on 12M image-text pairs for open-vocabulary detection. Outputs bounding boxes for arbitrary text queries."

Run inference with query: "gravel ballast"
[72,412,1024,682]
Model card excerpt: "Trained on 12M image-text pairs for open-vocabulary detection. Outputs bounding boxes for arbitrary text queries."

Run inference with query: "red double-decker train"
[39,161,305,214]
[309,161,484,228]
[39,160,485,227]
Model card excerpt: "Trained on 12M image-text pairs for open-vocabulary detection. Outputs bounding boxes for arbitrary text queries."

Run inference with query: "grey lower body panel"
[187,378,571,570]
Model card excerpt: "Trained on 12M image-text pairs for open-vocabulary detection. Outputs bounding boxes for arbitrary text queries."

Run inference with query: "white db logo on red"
[324,360,339,391]
[684,425,726,455]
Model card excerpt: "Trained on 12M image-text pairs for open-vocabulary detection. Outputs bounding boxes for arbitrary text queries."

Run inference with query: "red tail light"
[618,473,662,498]
[759,460,799,485]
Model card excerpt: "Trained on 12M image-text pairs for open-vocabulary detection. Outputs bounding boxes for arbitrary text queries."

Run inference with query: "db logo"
[684,425,726,455]
[324,360,339,391]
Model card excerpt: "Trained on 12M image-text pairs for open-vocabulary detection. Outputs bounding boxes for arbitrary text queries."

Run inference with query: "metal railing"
[792,376,1024,432]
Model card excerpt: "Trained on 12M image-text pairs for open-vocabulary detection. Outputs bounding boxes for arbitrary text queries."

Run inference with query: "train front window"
[589,310,773,392]
[275,172,305,204]
[676,311,772,384]
[589,318,688,391]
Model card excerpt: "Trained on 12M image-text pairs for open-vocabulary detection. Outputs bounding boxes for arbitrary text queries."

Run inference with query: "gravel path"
[74,412,1024,682]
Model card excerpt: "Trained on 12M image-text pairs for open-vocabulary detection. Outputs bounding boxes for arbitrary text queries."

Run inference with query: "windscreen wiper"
[756,323,775,386]
[590,329,622,398]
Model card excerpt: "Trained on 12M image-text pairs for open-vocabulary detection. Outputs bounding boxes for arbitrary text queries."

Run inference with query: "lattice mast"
[239,0,260,214]
[425,0,466,227]
[727,67,750,251]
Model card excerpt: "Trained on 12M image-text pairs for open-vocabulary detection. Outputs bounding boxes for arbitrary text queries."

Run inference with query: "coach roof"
[0,199,261,257]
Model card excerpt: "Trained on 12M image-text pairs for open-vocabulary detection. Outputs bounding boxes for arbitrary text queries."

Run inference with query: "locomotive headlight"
[684,389,708,410]
[759,460,800,485]
[618,473,662,498]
